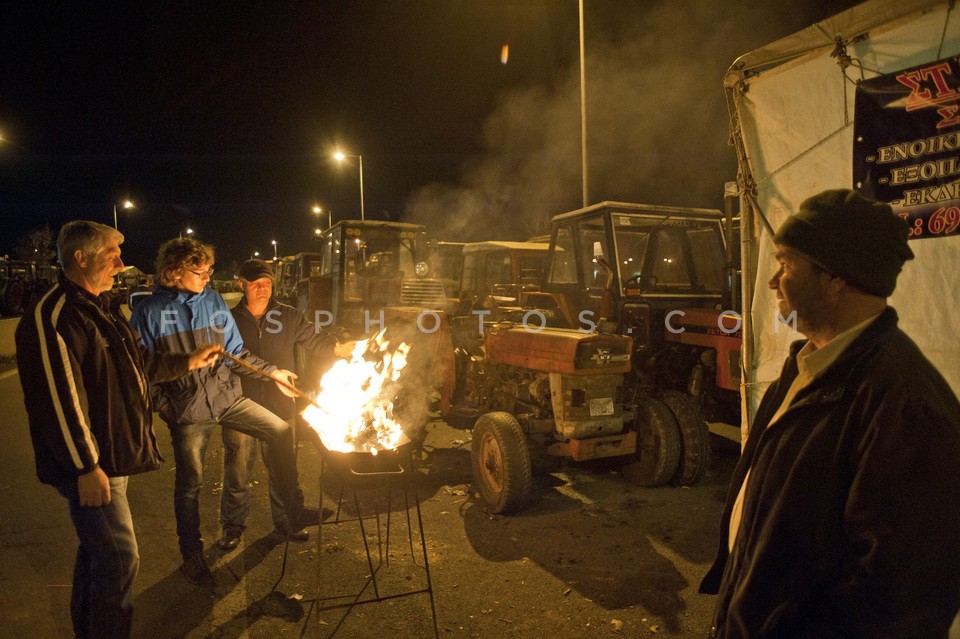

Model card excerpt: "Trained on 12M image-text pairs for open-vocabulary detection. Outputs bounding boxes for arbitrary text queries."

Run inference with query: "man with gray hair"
[700,189,960,637]
[15,221,220,639]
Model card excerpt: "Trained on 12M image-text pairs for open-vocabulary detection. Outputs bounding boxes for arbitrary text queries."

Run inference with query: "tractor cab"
[532,201,741,423]
[298,220,446,334]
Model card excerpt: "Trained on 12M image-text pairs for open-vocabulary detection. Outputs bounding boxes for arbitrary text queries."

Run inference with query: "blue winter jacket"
[130,285,276,425]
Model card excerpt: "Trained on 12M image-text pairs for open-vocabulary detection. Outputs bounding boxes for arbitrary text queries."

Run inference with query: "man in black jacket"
[701,190,960,638]
[15,221,220,639]
[217,259,353,551]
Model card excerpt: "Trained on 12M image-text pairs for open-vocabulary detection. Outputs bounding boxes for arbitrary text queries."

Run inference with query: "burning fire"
[301,330,411,454]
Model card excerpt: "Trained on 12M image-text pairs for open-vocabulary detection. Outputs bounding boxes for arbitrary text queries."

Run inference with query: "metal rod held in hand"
[217,350,323,410]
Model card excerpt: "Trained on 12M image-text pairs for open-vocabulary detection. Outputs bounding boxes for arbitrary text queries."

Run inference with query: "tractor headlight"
[415,261,430,277]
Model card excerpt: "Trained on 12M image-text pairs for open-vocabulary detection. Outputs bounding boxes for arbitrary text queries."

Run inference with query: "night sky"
[1,0,860,273]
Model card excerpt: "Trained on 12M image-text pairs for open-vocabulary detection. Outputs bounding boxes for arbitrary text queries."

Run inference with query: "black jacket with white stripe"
[15,274,190,486]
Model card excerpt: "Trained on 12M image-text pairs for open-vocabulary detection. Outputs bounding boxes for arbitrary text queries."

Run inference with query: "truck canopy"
[727,0,960,431]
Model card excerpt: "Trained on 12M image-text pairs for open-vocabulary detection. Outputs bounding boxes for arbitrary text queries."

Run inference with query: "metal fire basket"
[313,444,439,638]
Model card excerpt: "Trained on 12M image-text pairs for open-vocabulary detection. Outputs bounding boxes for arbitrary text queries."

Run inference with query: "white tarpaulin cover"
[726,0,960,426]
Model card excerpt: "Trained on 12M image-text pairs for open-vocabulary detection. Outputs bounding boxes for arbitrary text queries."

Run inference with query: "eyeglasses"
[187,267,214,278]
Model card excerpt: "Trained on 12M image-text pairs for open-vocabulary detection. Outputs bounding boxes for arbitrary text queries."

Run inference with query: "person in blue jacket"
[130,238,315,588]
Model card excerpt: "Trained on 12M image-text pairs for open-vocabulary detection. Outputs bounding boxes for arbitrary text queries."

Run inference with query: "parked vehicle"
[457,240,550,315]
[443,202,741,513]
[0,257,58,317]
[290,220,446,334]
[282,221,453,434]
[429,240,465,304]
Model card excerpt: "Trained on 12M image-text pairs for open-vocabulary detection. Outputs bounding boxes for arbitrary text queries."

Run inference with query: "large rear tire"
[471,412,532,514]
[660,390,711,486]
[622,396,681,487]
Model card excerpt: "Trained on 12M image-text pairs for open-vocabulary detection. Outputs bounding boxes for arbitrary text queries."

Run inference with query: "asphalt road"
[0,367,736,639]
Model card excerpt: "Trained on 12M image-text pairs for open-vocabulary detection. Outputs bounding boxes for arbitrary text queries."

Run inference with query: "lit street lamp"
[113,199,135,230]
[333,150,364,221]
[313,205,332,230]
[179,227,194,240]
[271,239,277,261]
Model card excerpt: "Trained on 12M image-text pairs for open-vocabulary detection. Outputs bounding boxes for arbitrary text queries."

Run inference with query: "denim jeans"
[220,418,306,535]
[56,476,138,639]
[168,397,301,555]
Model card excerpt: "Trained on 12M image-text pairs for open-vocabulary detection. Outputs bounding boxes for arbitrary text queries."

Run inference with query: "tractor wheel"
[660,390,711,486]
[622,396,681,487]
[471,411,532,514]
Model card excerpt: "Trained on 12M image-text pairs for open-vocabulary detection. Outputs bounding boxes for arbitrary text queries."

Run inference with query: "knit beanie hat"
[773,189,914,297]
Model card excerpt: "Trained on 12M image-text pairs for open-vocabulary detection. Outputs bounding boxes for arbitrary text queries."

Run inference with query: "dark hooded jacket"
[230,298,337,419]
[701,307,960,638]
[16,275,189,485]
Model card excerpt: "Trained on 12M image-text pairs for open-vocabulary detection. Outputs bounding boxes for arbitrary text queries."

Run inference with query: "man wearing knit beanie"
[701,189,960,638]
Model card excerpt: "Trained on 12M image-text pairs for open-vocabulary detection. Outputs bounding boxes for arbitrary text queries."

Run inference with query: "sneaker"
[180,550,214,588]
[216,531,242,552]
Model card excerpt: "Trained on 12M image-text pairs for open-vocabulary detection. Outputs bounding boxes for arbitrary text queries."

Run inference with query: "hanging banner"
[854,56,960,240]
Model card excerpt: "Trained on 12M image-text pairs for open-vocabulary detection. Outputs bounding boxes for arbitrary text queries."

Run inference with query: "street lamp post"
[579,0,588,207]
[179,227,194,240]
[333,151,365,221]
[271,239,277,261]
[313,205,332,230]
[113,199,135,230]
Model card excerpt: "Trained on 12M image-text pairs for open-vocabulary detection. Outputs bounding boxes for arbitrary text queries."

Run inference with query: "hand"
[333,340,357,359]
[78,467,111,507]
[272,369,299,398]
[188,343,222,370]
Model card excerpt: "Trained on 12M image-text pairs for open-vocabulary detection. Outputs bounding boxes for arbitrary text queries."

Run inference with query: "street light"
[179,227,194,240]
[333,150,364,221]
[313,204,332,230]
[271,239,277,261]
[579,0,588,207]
[113,199,135,230]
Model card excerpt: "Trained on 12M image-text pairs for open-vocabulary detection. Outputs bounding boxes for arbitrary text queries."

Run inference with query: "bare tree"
[15,225,56,263]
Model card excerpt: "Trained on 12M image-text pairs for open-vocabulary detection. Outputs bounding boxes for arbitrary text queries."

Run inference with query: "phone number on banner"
[899,206,960,239]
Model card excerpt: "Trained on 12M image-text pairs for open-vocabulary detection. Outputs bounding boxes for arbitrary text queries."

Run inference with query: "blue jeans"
[56,476,138,639]
[168,397,301,555]
[220,419,305,535]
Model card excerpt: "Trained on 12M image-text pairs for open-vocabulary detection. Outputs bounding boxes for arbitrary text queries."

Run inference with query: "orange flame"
[301,330,411,454]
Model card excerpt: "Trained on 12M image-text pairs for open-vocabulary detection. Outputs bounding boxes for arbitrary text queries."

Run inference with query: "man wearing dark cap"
[216,259,354,551]
[701,189,960,638]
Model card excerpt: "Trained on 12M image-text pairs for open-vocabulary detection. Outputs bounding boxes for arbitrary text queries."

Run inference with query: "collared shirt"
[727,312,882,552]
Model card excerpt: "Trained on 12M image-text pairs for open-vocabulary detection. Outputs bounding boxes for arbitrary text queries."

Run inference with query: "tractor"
[444,202,741,513]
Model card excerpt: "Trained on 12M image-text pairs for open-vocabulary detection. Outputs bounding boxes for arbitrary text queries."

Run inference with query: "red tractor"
[444,202,740,513]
